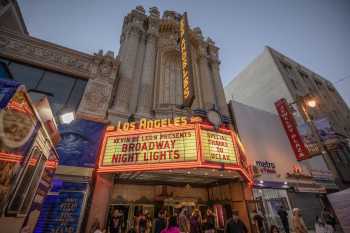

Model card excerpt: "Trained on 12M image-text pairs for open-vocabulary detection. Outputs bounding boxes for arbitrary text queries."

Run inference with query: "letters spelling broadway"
[111,131,193,164]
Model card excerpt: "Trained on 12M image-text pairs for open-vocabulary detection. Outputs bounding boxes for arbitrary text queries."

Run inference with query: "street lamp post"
[292,95,343,189]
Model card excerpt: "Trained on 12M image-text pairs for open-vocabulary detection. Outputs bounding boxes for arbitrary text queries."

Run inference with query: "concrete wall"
[230,101,319,184]
[225,48,294,115]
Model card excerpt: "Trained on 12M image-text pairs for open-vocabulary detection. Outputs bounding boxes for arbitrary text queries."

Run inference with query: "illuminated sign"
[110,117,188,132]
[102,129,197,166]
[98,122,253,184]
[255,160,276,174]
[201,130,237,163]
[179,12,195,107]
[275,98,309,161]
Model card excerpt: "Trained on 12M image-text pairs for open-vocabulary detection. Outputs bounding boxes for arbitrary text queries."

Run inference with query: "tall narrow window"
[159,51,183,107]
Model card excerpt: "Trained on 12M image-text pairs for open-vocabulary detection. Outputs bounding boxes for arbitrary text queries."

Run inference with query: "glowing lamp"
[60,112,75,124]
[306,99,317,108]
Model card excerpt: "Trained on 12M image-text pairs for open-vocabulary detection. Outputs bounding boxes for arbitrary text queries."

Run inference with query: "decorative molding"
[77,51,119,121]
[0,29,96,79]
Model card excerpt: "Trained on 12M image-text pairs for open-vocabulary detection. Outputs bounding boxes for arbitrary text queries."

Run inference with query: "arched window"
[159,51,183,107]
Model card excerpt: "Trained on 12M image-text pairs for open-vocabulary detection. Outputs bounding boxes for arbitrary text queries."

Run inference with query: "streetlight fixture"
[290,95,342,188]
[60,112,75,124]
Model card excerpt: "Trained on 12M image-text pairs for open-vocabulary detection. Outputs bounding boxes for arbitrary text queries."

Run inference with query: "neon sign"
[110,116,188,132]
[102,129,197,166]
[201,130,237,163]
[179,12,195,107]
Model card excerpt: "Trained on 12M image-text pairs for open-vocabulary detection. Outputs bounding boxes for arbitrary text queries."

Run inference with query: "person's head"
[270,225,280,233]
[159,210,165,218]
[168,216,178,228]
[113,209,121,217]
[192,209,200,218]
[232,210,239,221]
[207,208,213,215]
[316,216,324,224]
[292,208,301,217]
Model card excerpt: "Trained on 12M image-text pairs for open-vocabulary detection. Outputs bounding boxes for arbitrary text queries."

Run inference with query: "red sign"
[275,98,309,160]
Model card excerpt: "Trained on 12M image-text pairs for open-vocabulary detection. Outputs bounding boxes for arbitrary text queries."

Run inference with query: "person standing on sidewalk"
[292,208,308,233]
[277,206,289,233]
[224,210,248,233]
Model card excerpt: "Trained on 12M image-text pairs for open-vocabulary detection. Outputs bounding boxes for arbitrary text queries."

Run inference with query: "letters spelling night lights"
[108,130,195,165]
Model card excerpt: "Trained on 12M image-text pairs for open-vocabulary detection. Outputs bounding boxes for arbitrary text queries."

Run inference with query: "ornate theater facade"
[0,3,254,232]
[79,6,254,232]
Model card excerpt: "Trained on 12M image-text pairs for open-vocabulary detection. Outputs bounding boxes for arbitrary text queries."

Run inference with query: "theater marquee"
[97,118,255,183]
[102,129,197,166]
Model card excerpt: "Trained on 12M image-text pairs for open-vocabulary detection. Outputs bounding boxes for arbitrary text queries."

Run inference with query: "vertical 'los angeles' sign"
[179,12,195,107]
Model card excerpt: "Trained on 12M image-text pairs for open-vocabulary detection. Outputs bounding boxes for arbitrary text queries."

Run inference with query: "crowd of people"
[91,206,337,233]
[91,207,248,233]
[252,206,337,233]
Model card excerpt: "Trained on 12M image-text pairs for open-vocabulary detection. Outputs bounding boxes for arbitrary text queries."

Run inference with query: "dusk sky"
[18,0,350,105]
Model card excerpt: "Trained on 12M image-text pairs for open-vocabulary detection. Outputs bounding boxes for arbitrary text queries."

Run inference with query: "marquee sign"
[179,12,195,107]
[201,130,237,163]
[102,129,197,166]
[97,120,255,184]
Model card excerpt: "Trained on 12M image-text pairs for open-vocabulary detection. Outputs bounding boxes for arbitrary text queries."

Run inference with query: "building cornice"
[0,29,96,79]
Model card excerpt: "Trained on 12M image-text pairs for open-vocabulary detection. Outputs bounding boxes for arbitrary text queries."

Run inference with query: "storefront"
[0,79,59,233]
[285,168,327,230]
[86,116,254,233]
[249,160,292,232]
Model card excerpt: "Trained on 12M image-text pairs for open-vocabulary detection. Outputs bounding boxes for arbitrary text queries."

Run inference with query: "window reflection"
[4,61,87,120]
[0,62,11,79]
[8,62,43,89]
[36,71,75,114]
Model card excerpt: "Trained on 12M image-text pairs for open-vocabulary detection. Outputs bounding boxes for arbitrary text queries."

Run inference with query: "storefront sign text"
[179,12,195,107]
[113,116,188,132]
[102,129,197,166]
[201,130,237,163]
[275,98,309,161]
[255,160,276,174]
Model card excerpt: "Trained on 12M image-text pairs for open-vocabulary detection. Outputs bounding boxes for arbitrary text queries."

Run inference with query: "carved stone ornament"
[158,33,178,50]
[0,30,94,79]
[80,81,110,114]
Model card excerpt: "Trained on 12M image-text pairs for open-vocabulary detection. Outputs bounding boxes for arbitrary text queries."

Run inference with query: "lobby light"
[306,99,317,108]
[60,112,75,124]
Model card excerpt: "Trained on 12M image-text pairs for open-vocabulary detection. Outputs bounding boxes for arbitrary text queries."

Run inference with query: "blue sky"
[18,0,350,105]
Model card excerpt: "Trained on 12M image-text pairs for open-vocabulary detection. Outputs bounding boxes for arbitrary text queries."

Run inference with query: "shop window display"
[7,147,46,215]
[253,189,292,231]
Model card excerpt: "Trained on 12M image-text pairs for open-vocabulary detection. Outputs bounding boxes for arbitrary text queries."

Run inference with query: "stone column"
[136,12,159,117]
[198,42,216,110]
[110,7,146,119]
[85,174,113,232]
[210,57,229,116]
[77,51,119,122]
[129,32,146,114]
[112,26,142,114]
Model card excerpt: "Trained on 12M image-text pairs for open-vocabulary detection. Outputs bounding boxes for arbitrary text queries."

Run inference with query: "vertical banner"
[179,12,195,107]
[275,98,309,160]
